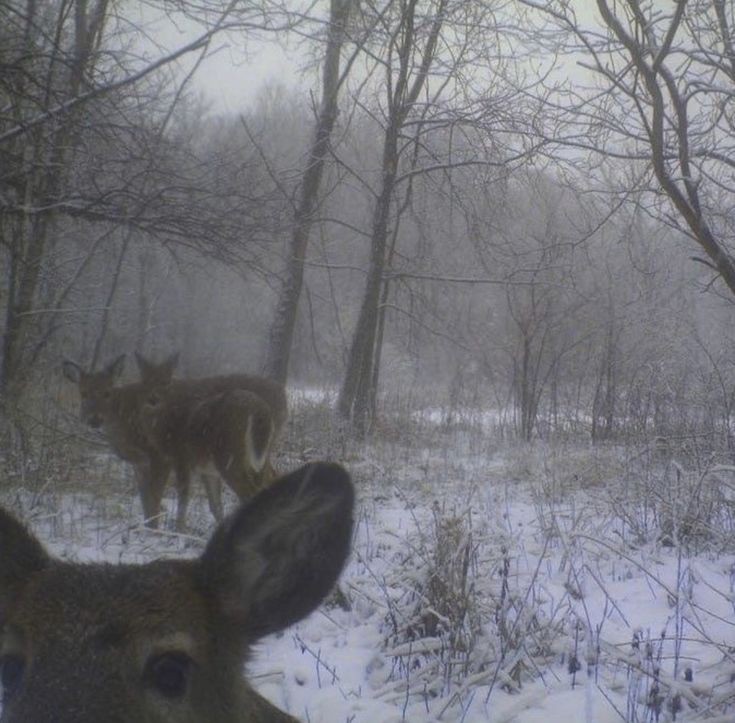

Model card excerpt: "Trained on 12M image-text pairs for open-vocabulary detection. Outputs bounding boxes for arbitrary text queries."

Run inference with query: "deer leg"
[149,457,170,527]
[264,459,277,486]
[241,466,262,499]
[134,466,158,529]
[136,456,169,529]
[201,472,224,522]
[215,453,258,502]
[174,459,192,532]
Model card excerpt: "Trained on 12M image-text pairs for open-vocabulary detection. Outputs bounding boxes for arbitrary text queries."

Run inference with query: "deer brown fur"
[134,353,288,527]
[63,354,288,530]
[62,355,179,528]
[140,387,276,527]
[0,463,354,723]
[135,352,288,437]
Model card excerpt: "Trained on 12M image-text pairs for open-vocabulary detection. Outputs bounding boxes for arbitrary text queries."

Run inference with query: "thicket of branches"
[2,0,734,455]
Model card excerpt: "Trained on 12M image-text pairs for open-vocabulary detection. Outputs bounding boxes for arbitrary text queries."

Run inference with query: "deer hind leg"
[212,398,275,503]
[238,404,275,495]
[215,452,256,502]
[263,459,278,486]
[173,459,193,532]
[200,471,224,521]
[136,456,169,529]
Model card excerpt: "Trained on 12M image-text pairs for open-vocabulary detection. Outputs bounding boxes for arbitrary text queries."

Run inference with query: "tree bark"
[265,0,352,384]
[337,0,447,431]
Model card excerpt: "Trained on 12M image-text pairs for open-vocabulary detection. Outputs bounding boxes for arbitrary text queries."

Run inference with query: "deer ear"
[107,354,126,381]
[0,508,50,616]
[62,360,82,383]
[198,463,354,640]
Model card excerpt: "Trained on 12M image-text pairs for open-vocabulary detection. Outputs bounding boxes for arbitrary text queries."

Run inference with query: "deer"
[62,354,223,530]
[134,352,288,525]
[64,353,289,530]
[139,385,277,528]
[0,462,354,722]
[135,352,288,446]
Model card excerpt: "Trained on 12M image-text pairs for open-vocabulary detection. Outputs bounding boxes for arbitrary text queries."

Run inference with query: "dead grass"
[6,388,735,719]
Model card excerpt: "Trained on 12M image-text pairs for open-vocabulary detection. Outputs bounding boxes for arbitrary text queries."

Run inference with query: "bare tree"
[0,0,277,405]
[336,0,450,431]
[330,0,541,432]
[522,0,735,297]
[265,0,356,384]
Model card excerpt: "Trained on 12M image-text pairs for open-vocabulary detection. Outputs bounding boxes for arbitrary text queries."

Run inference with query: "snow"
[4,430,735,721]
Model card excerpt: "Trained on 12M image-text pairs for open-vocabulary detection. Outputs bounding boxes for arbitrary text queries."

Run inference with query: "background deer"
[135,353,288,525]
[140,386,277,528]
[135,352,288,443]
[64,353,288,530]
[61,355,182,528]
[0,462,354,722]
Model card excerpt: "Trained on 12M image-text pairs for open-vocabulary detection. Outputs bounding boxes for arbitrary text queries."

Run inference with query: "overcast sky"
[139,1,662,116]
[135,4,304,114]
[192,34,301,113]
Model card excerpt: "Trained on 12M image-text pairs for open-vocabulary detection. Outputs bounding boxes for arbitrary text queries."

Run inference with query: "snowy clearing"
[4,404,735,723]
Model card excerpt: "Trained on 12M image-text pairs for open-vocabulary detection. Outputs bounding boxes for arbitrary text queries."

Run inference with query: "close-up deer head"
[0,462,354,722]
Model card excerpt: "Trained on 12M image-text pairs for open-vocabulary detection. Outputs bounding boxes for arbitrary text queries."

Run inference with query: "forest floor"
[4,391,735,721]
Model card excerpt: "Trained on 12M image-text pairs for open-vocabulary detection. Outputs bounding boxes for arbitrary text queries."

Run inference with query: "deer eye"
[0,654,26,701]
[145,652,192,699]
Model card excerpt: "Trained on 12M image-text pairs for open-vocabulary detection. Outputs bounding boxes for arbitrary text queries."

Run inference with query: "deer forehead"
[78,373,113,395]
[6,561,208,656]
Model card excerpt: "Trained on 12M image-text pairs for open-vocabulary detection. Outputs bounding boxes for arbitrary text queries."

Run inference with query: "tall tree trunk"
[337,0,447,431]
[265,0,352,384]
[91,234,131,368]
[337,169,397,431]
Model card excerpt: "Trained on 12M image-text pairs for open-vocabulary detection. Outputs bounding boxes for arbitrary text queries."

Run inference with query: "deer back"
[135,355,288,437]
[139,386,276,503]
[186,390,275,473]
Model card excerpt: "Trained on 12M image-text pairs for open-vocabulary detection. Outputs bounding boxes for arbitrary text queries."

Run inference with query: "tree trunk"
[337,122,399,431]
[265,0,352,384]
[337,0,447,431]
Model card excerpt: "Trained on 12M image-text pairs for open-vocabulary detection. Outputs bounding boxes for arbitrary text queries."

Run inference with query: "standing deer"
[140,386,277,528]
[61,354,186,529]
[0,462,354,722]
[64,353,289,530]
[135,352,288,442]
[135,353,288,526]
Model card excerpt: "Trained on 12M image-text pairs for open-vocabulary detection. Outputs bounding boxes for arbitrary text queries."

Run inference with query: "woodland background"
[1,0,734,453]
[4,4,735,720]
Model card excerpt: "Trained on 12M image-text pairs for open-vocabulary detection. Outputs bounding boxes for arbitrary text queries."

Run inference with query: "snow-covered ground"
[4,413,735,721]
